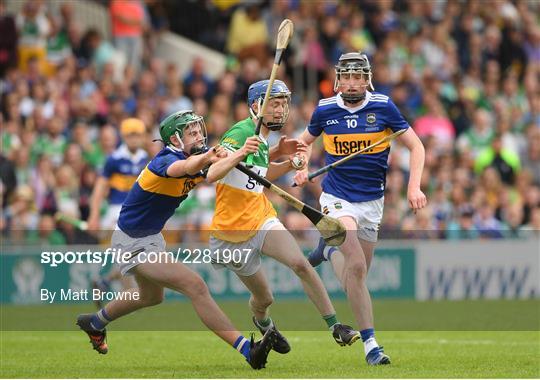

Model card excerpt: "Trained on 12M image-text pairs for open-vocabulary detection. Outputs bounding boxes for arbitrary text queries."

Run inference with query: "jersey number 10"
[346,119,357,129]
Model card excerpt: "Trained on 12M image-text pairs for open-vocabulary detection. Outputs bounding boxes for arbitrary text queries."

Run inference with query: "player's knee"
[289,259,311,277]
[347,261,367,281]
[140,292,163,307]
[252,294,274,309]
[185,277,210,299]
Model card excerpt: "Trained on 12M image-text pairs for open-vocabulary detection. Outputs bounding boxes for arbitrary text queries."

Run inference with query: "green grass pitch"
[1,300,539,378]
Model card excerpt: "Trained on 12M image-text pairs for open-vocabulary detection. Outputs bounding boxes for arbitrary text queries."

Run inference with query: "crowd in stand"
[1,0,539,245]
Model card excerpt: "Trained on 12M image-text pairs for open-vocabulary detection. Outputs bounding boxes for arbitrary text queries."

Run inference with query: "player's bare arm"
[166,146,227,177]
[293,129,317,187]
[206,136,260,183]
[397,128,427,212]
[266,160,296,181]
[266,139,308,181]
[88,176,110,230]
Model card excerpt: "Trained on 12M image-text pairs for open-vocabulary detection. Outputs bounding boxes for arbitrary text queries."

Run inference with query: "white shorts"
[209,217,283,277]
[111,228,167,275]
[102,204,122,230]
[319,192,384,242]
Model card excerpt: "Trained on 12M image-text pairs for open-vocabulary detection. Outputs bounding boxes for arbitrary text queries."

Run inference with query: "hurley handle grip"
[245,117,264,168]
[291,165,332,187]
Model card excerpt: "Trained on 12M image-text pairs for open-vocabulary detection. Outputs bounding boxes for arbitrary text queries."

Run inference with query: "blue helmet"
[247,79,291,131]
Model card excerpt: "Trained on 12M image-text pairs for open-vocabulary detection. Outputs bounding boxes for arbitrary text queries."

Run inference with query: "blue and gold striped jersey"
[102,144,148,205]
[117,147,204,237]
[308,91,409,202]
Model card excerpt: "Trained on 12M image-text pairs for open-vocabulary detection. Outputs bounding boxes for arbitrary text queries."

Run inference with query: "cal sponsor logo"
[326,119,339,125]
[334,202,342,210]
[367,113,376,123]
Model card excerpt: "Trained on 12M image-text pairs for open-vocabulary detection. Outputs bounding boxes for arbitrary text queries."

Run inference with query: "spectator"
[475,133,521,185]
[523,25,540,66]
[26,214,66,245]
[85,28,122,79]
[446,204,479,240]
[519,126,540,186]
[163,81,192,118]
[413,94,455,148]
[503,202,525,238]
[0,153,17,208]
[520,207,540,237]
[474,202,505,239]
[109,0,146,74]
[15,0,50,74]
[46,8,72,74]
[31,116,67,166]
[457,108,495,157]
[4,184,38,242]
[499,24,527,77]
[349,11,375,57]
[0,0,18,77]
[226,2,268,65]
[183,57,214,99]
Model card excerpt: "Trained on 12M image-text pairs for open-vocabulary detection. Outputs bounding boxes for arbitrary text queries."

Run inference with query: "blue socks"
[90,308,112,331]
[96,278,111,290]
[324,246,337,260]
[233,335,251,360]
[360,328,375,342]
[361,328,379,356]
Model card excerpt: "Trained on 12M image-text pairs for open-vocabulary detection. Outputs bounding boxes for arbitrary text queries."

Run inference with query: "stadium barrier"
[416,240,539,300]
[155,31,226,80]
[1,239,537,304]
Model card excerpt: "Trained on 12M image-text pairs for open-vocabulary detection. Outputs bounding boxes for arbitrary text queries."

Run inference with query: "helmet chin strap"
[341,82,372,104]
[340,91,366,104]
[189,144,209,155]
[250,98,266,131]
[168,131,184,152]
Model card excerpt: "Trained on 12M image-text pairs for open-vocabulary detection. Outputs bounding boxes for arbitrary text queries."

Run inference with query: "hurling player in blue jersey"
[294,52,427,365]
[76,110,277,370]
[88,118,149,232]
[88,118,149,306]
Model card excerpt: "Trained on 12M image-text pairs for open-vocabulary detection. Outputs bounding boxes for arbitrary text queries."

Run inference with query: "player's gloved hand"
[407,187,427,213]
[293,168,310,187]
[240,136,261,157]
[277,136,307,156]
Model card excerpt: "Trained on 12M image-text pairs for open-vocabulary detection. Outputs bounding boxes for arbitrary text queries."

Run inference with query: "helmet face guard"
[250,95,291,131]
[248,80,291,131]
[334,52,374,103]
[179,116,208,155]
[159,110,208,155]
